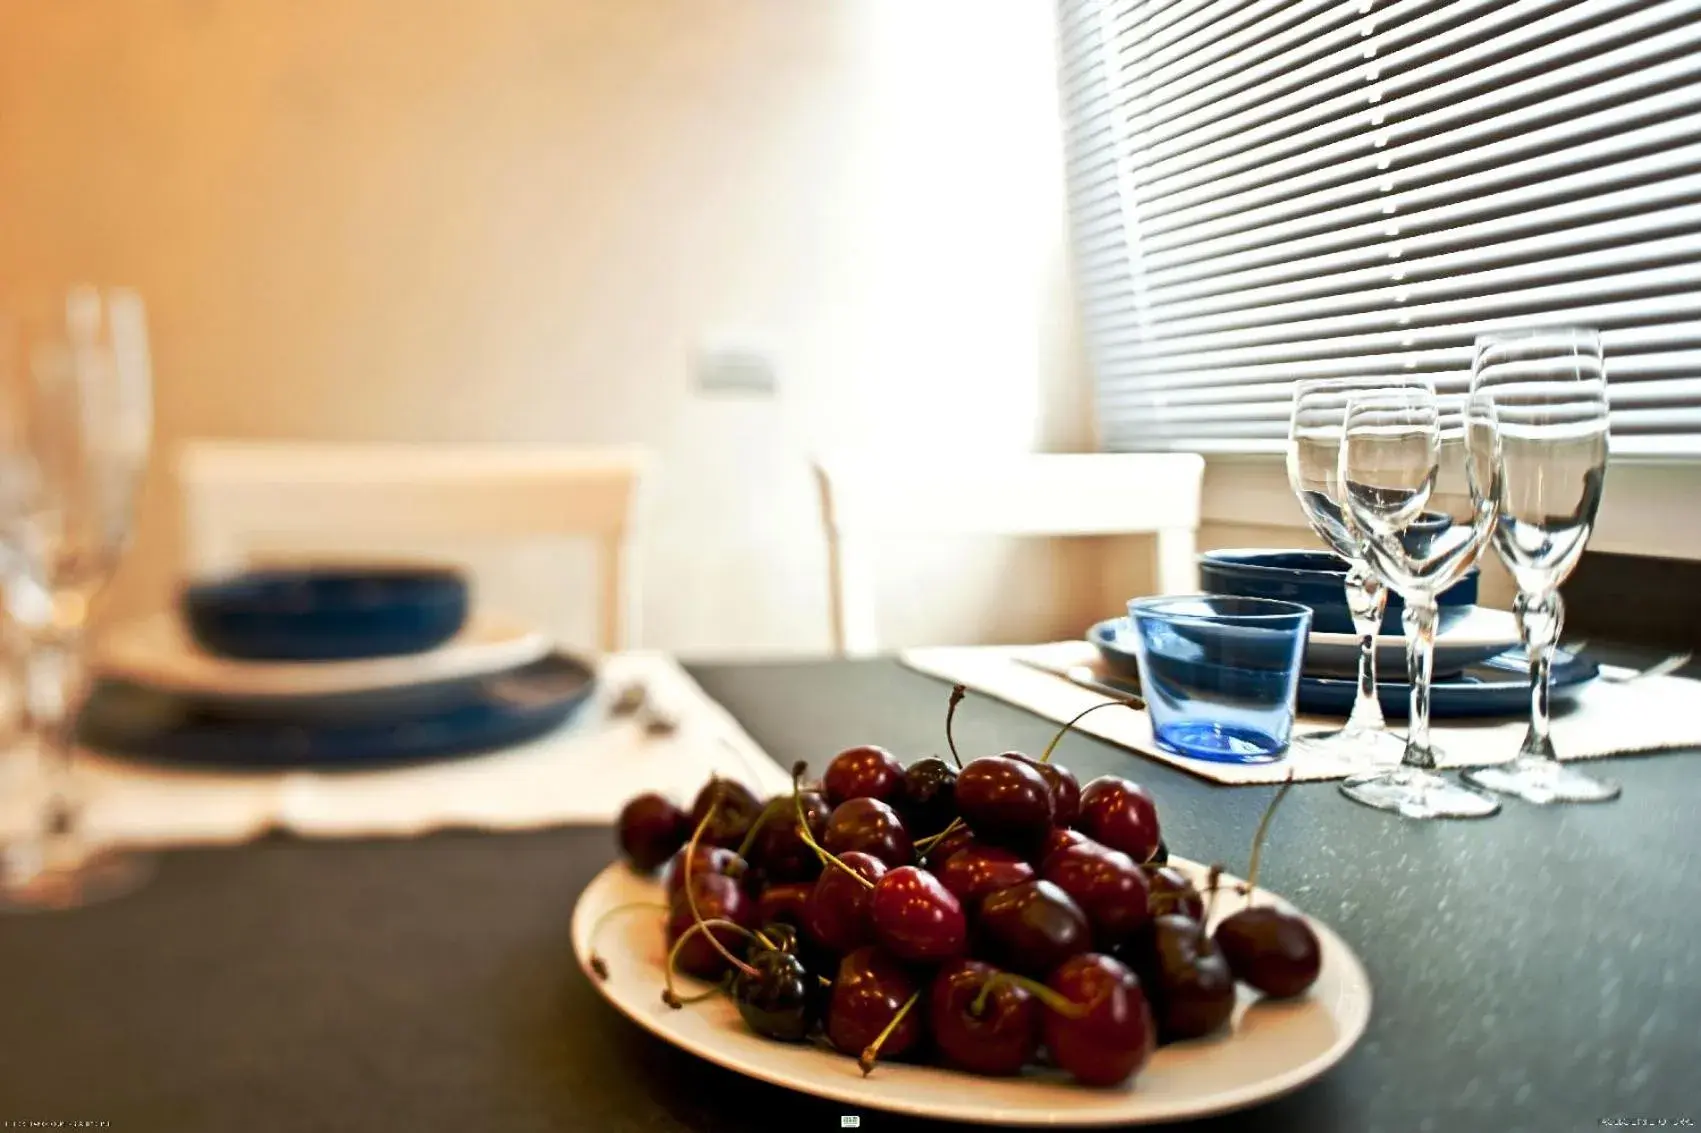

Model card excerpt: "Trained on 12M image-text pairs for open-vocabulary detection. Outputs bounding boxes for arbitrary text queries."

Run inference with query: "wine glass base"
[1290,725,1407,767]
[1461,758,1621,805]
[1340,767,1501,820]
[0,849,154,914]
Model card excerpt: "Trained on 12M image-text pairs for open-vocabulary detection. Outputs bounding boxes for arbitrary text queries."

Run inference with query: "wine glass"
[1460,329,1617,805]
[1336,383,1502,820]
[0,287,154,911]
[1286,378,1410,765]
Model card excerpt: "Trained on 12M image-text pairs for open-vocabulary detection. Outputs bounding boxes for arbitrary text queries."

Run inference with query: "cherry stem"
[913,816,964,854]
[735,795,789,861]
[585,901,668,979]
[1204,863,1224,925]
[790,762,876,890]
[1038,697,1141,764]
[944,684,967,769]
[858,990,920,1076]
[1245,774,1295,895]
[661,917,764,1006]
[969,971,1099,1020]
[682,801,760,978]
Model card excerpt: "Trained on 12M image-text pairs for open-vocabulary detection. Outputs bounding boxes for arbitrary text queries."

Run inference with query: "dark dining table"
[0,658,1695,1133]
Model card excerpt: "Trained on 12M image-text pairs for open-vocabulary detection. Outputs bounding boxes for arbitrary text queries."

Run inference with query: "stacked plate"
[1089,550,1598,719]
[83,567,596,769]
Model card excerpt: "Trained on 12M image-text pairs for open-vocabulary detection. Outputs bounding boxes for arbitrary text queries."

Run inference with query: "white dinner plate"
[572,857,1372,1126]
[94,610,554,699]
[1304,605,1519,678]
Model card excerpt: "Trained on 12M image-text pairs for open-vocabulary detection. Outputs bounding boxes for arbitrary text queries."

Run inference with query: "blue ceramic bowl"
[1198,549,1477,636]
[182,567,469,662]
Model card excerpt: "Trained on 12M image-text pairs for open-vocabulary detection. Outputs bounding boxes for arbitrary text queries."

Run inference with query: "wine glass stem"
[1343,560,1388,734]
[1400,598,1438,770]
[1516,590,1561,762]
[22,638,86,852]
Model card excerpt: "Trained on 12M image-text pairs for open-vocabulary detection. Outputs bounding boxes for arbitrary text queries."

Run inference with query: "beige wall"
[0,0,1095,655]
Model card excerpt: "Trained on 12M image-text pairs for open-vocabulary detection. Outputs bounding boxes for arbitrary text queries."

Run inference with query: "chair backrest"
[177,441,651,653]
[814,452,1205,655]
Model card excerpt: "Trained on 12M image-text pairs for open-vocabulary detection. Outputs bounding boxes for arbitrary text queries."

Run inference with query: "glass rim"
[1127,593,1315,624]
[1473,326,1601,348]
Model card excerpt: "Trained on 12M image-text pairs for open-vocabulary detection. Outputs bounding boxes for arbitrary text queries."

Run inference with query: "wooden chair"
[814,452,1205,656]
[176,441,651,653]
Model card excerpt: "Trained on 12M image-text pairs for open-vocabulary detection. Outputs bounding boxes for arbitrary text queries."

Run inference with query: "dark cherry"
[689,778,765,849]
[1214,906,1321,999]
[826,946,925,1061]
[754,881,815,930]
[665,872,752,979]
[1044,953,1156,1087]
[955,755,1053,850]
[751,921,800,958]
[662,844,745,900]
[822,797,914,869]
[1010,753,1081,827]
[823,745,906,807]
[975,879,1090,977]
[804,851,888,953]
[921,821,976,869]
[1076,776,1161,863]
[1040,843,1152,949]
[1040,826,1095,862]
[928,958,1040,1076]
[732,948,819,1042]
[1143,864,1204,921]
[871,866,968,963]
[616,793,690,872]
[1142,913,1236,1042]
[1150,838,1170,865]
[898,757,959,837]
[751,791,830,882]
[934,841,1035,910]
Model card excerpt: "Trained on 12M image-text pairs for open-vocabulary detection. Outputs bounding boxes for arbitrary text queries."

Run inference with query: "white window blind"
[1058,0,1701,457]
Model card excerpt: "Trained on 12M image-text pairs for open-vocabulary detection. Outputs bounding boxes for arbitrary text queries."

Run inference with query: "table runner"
[900,640,1701,784]
[0,652,791,848]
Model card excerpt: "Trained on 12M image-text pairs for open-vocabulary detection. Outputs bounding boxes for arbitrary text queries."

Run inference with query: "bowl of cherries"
[574,688,1371,1127]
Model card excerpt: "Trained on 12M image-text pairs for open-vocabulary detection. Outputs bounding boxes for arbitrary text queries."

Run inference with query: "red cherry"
[822,797,914,869]
[934,841,1035,910]
[688,778,765,849]
[921,821,976,869]
[803,851,887,953]
[616,793,690,871]
[975,879,1090,977]
[826,946,924,1061]
[1043,953,1156,1087]
[664,873,752,979]
[1077,776,1162,863]
[1041,843,1152,949]
[1214,906,1321,999]
[928,958,1040,1076]
[1144,864,1205,921]
[1039,826,1095,862]
[956,755,1054,850]
[753,881,815,930]
[823,745,906,807]
[870,866,967,963]
[662,844,744,899]
[750,790,830,883]
[1009,753,1081,827]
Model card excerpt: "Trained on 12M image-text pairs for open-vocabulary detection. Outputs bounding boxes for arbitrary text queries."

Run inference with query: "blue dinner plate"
[76,651,595,770]
[1089,619,1598,720]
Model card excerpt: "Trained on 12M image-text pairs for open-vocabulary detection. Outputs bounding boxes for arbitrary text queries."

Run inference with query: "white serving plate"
[94,610,553,699]
[1304,605,1519,677]
[572,857,1372,1127]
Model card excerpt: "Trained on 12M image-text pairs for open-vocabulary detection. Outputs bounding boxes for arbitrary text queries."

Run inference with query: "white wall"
[0,0,1095,655]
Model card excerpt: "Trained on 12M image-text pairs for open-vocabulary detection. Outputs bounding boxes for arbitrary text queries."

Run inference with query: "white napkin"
[900,641,1701,785]
[4,652,789,849]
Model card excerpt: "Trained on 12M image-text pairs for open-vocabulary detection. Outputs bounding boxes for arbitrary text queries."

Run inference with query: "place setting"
[905,331,1701,812]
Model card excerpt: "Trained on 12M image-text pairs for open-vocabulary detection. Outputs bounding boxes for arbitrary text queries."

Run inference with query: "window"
[1058,0,1701,457]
